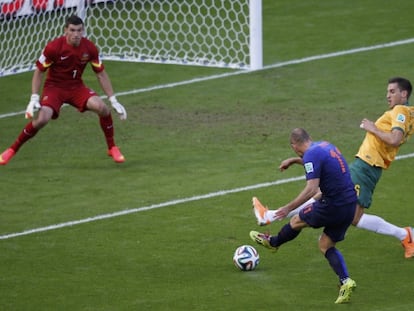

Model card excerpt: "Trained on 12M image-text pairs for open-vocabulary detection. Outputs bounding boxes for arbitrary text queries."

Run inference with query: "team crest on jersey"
[304,162,314,173]
[80,53,89,64]
[396,113,405,123]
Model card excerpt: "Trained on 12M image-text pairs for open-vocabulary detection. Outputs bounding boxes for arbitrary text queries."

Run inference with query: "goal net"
[0,0,262,77]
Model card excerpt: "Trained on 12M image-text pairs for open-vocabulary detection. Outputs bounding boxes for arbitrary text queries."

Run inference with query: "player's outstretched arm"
[279,157,303,171]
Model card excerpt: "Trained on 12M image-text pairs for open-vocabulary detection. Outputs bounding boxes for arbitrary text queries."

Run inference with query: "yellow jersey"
[356,104,414,169]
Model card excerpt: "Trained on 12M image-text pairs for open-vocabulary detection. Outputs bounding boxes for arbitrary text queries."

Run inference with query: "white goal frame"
[0,0,262,77]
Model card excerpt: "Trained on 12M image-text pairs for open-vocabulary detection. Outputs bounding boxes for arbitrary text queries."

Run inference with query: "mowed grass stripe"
[1,38,414,240]
[1,153,413,240]
[1,37,414,119]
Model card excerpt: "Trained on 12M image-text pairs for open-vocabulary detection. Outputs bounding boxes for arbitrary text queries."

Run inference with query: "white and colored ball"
[233,245,259,271]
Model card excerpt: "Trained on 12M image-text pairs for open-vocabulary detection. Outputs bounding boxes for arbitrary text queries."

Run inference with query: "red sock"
[99,114,115,149]
[11,122,38,152]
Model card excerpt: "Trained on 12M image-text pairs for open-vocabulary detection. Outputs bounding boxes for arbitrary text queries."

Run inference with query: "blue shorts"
[299,198,356,242]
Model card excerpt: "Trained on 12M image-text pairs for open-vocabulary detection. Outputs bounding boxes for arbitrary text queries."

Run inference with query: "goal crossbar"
[0,0,262,77]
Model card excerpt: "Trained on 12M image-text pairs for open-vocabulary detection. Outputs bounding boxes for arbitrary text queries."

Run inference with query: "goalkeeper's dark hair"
[388,77,412,99]
[65,15,84,28]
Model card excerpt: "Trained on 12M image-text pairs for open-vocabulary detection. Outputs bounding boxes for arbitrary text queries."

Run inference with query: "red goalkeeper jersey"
[36,36,104,89]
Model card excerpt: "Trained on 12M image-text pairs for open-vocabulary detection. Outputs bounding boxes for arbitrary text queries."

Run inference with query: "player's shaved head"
[290,128,311,145]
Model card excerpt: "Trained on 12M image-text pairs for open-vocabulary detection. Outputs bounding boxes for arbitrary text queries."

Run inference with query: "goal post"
[249,0,263,70]
[0,0,262,77]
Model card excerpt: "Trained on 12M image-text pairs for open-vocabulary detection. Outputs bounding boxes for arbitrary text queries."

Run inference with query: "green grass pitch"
[1,1,414,310]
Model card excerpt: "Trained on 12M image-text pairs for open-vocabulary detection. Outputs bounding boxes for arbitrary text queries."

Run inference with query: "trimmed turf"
[1,1,414,310]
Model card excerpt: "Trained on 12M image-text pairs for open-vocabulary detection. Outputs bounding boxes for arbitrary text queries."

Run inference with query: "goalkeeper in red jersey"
[0,15,127,165]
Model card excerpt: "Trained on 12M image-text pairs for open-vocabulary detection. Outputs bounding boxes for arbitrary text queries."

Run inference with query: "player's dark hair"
[65,15,84,28]
[388,77,412,99]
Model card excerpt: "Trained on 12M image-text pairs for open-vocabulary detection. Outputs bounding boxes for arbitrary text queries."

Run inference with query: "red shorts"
[41,85,98,119]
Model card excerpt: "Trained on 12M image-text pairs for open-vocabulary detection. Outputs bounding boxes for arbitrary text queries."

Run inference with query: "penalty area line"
[0,176,304,240]
[1,151,414,240]
[1,37,414,119]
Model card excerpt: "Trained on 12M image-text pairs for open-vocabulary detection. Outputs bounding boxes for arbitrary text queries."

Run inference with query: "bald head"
[290,128,311,144]
[290,128,312,157]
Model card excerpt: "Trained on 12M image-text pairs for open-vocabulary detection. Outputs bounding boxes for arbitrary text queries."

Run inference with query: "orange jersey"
[356,104,414,169]
[36,36,104,89]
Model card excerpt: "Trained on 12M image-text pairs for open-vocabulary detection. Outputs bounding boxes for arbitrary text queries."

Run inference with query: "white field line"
[1,38,414,240]
[1,153,414,240]
[2,37,414,119]
[0,176,304,240]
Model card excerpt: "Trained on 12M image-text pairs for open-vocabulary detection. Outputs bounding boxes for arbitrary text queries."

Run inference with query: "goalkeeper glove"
[109,96,127,120]
[25,94,41,119]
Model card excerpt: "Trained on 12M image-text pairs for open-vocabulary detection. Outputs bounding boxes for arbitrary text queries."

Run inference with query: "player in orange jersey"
[0,15,127,165]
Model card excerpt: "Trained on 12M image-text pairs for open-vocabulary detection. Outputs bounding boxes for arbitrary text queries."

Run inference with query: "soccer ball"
[233,245,259,271]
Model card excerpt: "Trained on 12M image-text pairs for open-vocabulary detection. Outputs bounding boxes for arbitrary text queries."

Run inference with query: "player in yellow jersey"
[253,77,414,258]
[351,77,414,258]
